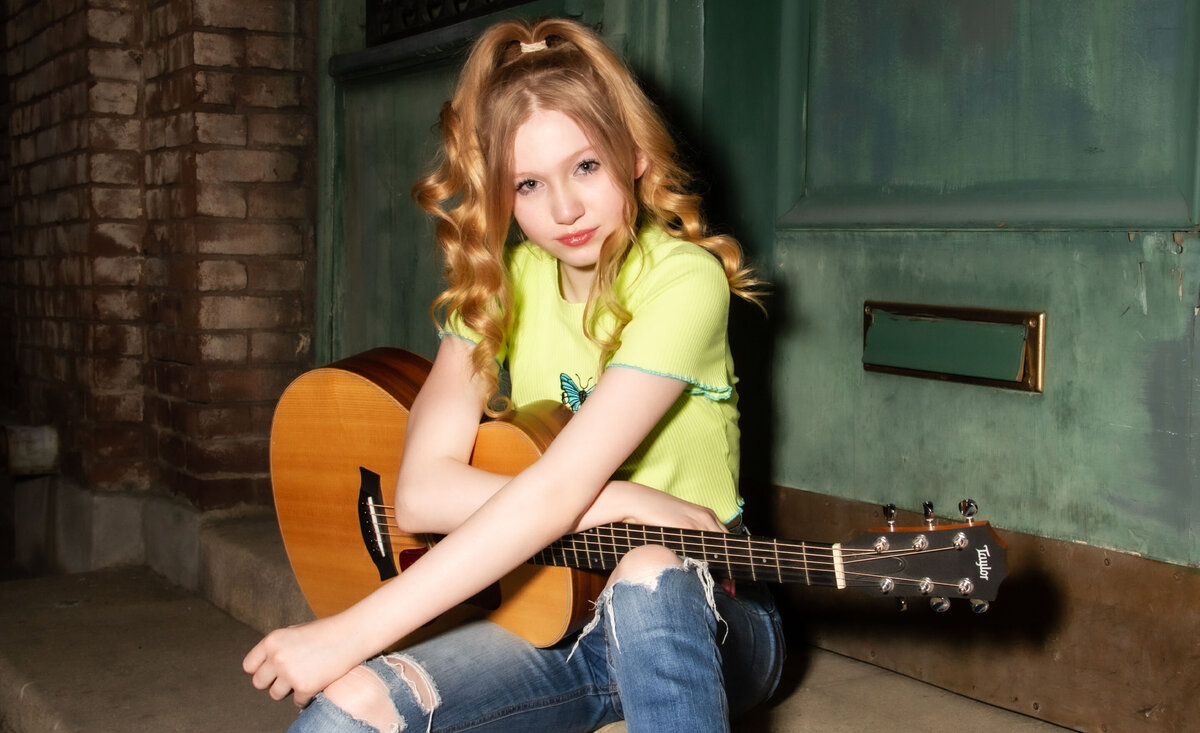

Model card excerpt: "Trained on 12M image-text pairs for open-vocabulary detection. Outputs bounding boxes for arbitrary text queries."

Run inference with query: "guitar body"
[270,347,606,649]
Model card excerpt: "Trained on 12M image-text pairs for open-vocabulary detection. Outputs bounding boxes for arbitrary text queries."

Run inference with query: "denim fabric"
[290,563,785,733]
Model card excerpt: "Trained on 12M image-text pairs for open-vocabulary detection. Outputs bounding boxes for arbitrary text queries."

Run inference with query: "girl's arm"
[394,338,723,535]
[244,336,726,704]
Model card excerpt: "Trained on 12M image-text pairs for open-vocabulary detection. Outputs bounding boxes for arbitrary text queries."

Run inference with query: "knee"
[608,544,682,588]
[322,665,402,732]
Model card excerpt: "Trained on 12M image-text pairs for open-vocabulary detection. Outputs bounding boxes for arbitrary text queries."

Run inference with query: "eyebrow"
[512,144,596,179]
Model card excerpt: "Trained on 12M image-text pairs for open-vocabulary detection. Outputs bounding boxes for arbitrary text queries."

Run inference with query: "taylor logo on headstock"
[976,545,993,580]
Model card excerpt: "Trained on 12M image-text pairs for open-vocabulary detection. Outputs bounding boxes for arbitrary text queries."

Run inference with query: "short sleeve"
[608,243,732,400]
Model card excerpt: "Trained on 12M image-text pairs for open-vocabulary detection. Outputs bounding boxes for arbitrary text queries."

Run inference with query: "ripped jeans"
[288,560,785,733]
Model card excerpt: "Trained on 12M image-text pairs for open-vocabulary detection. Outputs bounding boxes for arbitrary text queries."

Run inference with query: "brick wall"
[4,0,316,509]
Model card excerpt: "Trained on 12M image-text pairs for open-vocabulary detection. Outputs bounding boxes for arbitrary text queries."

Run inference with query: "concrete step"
[0,515,1071,732]
[0,566,301,732]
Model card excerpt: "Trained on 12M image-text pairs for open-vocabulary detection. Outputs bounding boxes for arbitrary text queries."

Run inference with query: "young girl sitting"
[244,16,785,733]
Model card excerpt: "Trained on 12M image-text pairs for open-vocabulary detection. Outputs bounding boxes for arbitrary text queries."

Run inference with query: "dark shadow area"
[777,562,1064,649]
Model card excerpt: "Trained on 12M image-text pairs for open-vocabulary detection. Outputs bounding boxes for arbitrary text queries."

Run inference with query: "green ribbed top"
[446,226,744,523]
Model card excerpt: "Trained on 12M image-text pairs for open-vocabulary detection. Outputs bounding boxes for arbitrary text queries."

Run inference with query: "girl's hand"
[586,480,729,534]
[243,614,367,708]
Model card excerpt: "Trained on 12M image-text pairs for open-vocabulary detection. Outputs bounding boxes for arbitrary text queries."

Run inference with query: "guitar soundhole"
[398,548,502,611]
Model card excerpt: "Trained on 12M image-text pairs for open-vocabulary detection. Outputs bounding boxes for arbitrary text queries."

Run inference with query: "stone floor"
[0,564,1070,733]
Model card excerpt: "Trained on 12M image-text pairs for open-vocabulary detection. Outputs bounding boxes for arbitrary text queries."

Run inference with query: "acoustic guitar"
[270,347,1007,649]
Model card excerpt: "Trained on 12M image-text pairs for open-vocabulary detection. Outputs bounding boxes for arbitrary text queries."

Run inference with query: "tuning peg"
[970,599,990,614]
[929,596,951,613]
[958,499,978,525]
[882,503,896,530]
[923,501,935,528]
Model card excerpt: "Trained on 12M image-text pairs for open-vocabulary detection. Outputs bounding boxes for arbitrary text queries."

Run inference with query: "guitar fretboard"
[529,522,842,587]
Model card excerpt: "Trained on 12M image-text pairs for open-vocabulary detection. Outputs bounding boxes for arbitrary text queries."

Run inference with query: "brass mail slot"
[863,302,1045,393]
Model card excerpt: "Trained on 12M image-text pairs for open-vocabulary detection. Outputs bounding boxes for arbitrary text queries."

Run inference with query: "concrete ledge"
[200,514,314,634]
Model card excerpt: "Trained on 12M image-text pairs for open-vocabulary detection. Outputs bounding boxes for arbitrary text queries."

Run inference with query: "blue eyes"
[514,158,601,195]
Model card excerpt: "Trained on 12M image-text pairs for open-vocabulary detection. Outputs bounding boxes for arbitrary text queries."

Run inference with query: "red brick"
[196,150,297,183]
[149,1,191,41]
[88,47,140,80]
[246,185,306,218]
[89,80,138,115]
[89,151,140,184]
[91,323,144,355]
[157,432,187,475]
[88,118,142,150]
[195,112,247,145]
[246,259,303,291]
[198,332,247,362]
[247,112,311,146]
[90,222,146,253]
[246,34,299,70]
[88,392,145,422]
[91,255,142,286]
[144,150,182,185]
[250,330,309,362]
[194,0,296,33]
[183,404,253,439]
[82,455,153,490]
[197,294,296,329]
[196,221,301,255]
[196,183,246,217]
[186,436,268,474]
[91,187,142,218]
[205,365,294,402]
[87,8,136,44]
[194,70,236,104]
[236,73,301,108]
[193,31,244,67]
[164,111,195,147]
[93,289,142,320]
[197,259,247,290]
[91,356,142,390]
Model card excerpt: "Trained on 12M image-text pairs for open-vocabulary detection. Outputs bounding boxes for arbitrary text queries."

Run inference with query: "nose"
[551,186,584,225]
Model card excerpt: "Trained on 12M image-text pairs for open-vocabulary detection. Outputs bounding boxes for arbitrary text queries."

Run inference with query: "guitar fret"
[799,540,807,586]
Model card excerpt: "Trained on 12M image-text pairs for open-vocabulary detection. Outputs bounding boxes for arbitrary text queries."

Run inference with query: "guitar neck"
[530,522,844,588]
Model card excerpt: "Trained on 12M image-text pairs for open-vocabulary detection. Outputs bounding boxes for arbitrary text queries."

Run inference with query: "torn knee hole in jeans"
[325,656,441,733]
[384,653,442,715]
[568,558,727,659]
[323,666,404,733]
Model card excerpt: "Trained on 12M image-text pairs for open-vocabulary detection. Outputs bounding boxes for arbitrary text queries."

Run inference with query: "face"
[510,109,640,302]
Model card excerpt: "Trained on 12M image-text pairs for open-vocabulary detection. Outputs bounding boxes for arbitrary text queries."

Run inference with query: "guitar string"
[364,508,973,590]
[367,505,965,564]
[366,507,967,565]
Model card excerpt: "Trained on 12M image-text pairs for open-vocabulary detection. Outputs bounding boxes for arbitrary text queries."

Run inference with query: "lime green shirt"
[446,226,743,522]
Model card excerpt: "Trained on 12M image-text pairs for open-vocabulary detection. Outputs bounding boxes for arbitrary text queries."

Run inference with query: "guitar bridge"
[357,467,399,581]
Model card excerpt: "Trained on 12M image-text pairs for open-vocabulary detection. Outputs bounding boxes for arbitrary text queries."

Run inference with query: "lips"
[556,227,597,248]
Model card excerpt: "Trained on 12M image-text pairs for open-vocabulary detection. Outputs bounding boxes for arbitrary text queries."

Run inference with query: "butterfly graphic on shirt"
[559,373,595,412]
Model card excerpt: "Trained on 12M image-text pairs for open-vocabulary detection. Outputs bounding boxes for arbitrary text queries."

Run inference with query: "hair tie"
[520,40,548,53]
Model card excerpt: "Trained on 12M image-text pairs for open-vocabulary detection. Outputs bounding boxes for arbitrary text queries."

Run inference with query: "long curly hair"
[413,17,762,414]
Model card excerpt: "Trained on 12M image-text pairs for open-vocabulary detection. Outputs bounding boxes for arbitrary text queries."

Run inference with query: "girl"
[245,17,785,733]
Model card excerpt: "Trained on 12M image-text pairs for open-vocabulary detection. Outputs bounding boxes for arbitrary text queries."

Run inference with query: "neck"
[559,262,595,303]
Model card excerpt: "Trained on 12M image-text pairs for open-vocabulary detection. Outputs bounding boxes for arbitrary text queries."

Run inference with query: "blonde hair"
[413,17,762,414]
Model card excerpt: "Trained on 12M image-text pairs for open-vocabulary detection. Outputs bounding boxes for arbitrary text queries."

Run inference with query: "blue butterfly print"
[559,373,595,412]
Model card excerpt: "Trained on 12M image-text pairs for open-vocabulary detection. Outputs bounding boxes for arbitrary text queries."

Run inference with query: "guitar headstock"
[840,502,1007,612]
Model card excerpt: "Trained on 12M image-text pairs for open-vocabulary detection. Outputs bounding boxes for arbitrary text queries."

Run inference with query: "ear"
[633,149,649,179]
